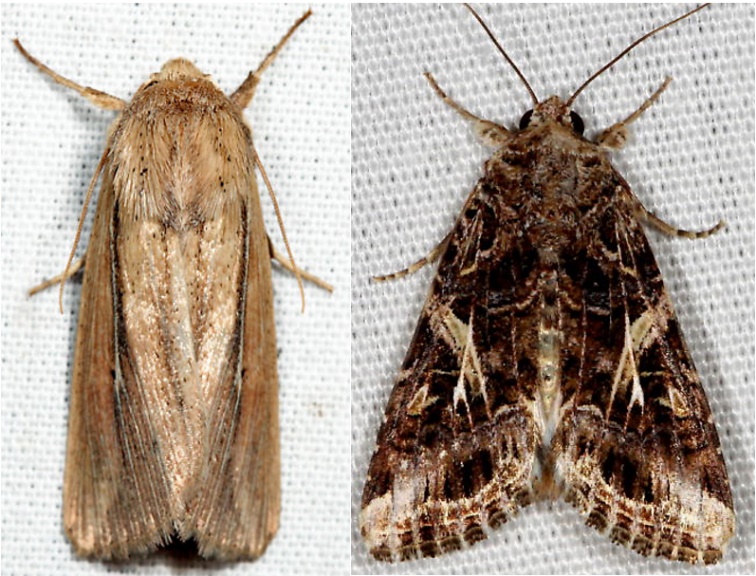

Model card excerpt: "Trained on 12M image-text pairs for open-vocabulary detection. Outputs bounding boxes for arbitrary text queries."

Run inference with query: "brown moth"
[17,9,331,560]
[361,3,734,565]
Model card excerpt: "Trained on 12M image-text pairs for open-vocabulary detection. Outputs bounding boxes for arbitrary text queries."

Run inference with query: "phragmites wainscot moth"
[18,10,332,560]
[360,3,734,565]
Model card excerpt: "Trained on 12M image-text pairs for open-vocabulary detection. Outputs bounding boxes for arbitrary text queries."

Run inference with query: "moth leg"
[425,72,510,144]
[601,76,725,238]
[13,40,125,111]
[636,204,725,239]
[373,231,452,282]
[231,9,312,109]
[596,77,671,150]
[28,256,85,297]
[253,149,306,312]
[267,239,334,293]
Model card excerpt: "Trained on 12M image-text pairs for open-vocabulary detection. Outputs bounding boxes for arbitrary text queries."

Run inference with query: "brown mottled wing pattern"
[362,124,733,563]
[361,177,543,561]
[551,179,734,564]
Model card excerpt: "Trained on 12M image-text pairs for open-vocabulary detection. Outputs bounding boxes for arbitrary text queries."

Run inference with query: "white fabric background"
[353,4,754,575]
[2,4,350,575]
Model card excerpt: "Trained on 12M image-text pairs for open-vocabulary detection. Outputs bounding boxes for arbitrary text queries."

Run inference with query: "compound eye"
[570,110,585,135]
[519,109,533,130]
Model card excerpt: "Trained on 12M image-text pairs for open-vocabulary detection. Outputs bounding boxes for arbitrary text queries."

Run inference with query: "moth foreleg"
[13,40,125,111]
[424,71,509,145]
[231,9,312,109]
[597,77,672,150]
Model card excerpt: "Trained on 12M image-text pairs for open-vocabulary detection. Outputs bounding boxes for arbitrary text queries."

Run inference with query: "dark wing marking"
[552,183,734,564]
[361,182,542,561]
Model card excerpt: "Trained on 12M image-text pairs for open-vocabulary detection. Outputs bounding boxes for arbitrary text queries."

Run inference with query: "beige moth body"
[16,11,317,560]
[65,57,279,560]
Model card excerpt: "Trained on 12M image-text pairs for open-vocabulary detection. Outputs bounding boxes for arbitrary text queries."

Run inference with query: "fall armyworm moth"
[359,3,733,565]
[16,9,331,560]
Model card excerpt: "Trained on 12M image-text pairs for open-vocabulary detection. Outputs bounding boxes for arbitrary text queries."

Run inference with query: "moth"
[17,10,331,560]
[361,3,734,565]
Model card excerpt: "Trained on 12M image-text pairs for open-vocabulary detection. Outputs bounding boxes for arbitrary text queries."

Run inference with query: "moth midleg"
[28,257,84,297]
[373,231,452,282]
[253,148,306,310]
[374,128,497,284]
[635,205,725,239]
[268,241,334,292]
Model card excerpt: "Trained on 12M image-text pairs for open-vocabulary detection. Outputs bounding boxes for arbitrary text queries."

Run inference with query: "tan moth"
[359,3,734,566]
[18,9,331,560]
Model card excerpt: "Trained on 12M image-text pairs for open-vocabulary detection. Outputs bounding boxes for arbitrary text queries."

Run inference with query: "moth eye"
[570,111,585,135]
[519,109,533,130]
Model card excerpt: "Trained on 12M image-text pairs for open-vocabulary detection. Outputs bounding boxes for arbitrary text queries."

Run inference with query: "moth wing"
[551,187,734,564]
[63,169,174,559]
[361,186,542,561]
[188,153,280,559]
[65,110,280,560]
[110,110,279,559]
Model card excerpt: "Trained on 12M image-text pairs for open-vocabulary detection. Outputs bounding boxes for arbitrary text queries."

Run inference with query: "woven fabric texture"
[2,4,350,575]
[352,4,754,574]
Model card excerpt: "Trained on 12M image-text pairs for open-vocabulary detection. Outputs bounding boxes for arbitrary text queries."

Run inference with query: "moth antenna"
[567,3,710,106]
[464,3,539,106]
[59,147,110,313]
[253,148,306,313]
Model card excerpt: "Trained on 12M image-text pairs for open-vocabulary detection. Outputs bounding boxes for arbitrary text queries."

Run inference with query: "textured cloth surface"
[2,4,350,575]
[352,4,754,574]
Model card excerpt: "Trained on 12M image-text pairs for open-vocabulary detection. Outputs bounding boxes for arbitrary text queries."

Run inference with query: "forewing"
[63,169,174,559]
[187,150,280,560]
[361,183,542,561]
[552,185,734,564]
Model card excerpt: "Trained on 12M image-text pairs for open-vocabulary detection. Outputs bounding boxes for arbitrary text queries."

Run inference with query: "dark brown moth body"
[17,10,320,560]
[361,4,733,565]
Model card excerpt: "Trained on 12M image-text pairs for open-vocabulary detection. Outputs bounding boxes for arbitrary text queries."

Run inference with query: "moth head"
[145,59,210,85]
[519,96,584,136]
[463,3,707,144]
